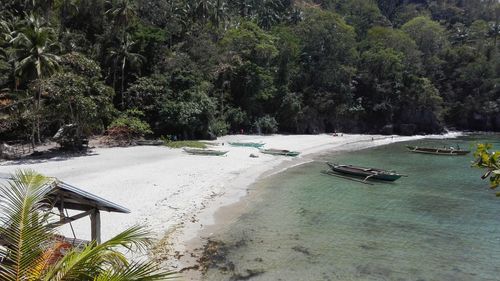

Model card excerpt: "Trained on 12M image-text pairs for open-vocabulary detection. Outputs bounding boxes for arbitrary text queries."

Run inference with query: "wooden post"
[90,209,101,244]
[58,196,65,223]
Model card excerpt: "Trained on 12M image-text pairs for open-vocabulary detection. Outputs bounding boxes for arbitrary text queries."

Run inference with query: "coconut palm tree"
[211,0,229,29]
[106,0,136,40]
[0,169,175,280]
[106,35,144,109]
[10,14,60,144]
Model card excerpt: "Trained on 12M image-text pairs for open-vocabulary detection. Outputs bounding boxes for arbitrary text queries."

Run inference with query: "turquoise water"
[203,135,500,281]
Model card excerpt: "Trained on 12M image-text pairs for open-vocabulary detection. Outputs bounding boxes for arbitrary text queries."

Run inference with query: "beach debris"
[0,142,18,159]
[197,239,234,273]
[178,265,200,273]
[53,124,89,150]
[196,238,255,276]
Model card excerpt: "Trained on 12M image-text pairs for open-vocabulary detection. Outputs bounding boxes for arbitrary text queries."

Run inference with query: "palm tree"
[1,14,22,91]
[106,35,144,109]
[10,14,60,144]
[256,0,284,30]
[106,0,136,40]
[0,169,175,280]
[187,0,213,23]
[211,0,229,29]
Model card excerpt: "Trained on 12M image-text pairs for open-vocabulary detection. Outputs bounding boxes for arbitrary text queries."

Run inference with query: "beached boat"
[326,162,403,182]
[406,145,470,156]
[183,148,228,156]
[260,148,300,157]
[228,141,265,148]
[136,139,164,146]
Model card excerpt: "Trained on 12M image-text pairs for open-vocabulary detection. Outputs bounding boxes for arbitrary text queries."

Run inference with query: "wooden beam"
[47,209,94,228]
[90,209,101,244]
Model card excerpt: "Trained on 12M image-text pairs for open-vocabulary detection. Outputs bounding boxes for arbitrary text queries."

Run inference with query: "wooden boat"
[183,148,228,156]
[406,145,470,156]
[260,148,300,157]
[326,163,403,182]
[136,139,164,146]
[228,141,265,148]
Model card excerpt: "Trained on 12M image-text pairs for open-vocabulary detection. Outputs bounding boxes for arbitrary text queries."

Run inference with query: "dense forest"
[0,0,499,145]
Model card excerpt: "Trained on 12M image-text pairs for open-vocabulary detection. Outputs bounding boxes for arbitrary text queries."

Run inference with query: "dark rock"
[229,269,264,281]
[292,245,312,256]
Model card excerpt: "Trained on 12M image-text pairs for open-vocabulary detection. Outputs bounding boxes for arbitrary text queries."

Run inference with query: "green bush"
[210,119,229,137]
[253,115,278,134]
[108,109,152,138]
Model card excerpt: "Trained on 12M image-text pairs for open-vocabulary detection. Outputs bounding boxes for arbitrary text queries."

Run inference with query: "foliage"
[125,74,169,130]
[210,118,229,137]
[253,115,278,134]
[1,0,500,142]
[42,69,115,136]
[473,143,500,196]
[108,109,152,138]
[0,169,175,280]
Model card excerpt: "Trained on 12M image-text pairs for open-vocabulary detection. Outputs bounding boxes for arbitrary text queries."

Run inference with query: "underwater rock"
[229,269,264,281]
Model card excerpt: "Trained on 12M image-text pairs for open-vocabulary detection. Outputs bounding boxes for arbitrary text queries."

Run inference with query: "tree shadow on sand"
[1,147,99,165]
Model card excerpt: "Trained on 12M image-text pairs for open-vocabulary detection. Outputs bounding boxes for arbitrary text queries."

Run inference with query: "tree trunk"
[112,59,117,90]
[121,57,126,109]
[36,83,42,144]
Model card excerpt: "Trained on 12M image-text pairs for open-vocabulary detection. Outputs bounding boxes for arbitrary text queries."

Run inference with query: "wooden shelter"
[0,172,130,245]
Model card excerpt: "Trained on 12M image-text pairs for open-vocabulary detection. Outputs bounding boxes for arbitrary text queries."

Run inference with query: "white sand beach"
[0,133,461,271]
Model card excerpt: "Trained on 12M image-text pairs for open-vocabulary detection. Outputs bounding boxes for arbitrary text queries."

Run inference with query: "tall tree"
[106,35,144,109]
[106,0,136,39]
[10,14,60,144]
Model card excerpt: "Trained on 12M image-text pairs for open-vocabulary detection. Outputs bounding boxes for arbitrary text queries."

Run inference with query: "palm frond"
[94,261,177,281]
[43,226,171,281]
[0,169,55,281]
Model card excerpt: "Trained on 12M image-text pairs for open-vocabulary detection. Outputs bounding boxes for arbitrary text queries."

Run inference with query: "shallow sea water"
[203,135,500,281]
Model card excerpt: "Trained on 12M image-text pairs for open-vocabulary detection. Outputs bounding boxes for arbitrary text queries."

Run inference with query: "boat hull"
[183,148,228,156]
[327,163,402,181]
[260,149,300,157]
[406,146,470,156]
[228,142,265,148]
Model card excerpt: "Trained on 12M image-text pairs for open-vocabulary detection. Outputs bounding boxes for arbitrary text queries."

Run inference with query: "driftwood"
[0,142,32,160]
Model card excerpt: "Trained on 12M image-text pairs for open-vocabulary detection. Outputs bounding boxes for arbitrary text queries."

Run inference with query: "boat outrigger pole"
[321,170,374,185]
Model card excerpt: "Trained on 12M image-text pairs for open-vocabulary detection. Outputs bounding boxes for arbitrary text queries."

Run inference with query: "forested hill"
[0,0,499,143]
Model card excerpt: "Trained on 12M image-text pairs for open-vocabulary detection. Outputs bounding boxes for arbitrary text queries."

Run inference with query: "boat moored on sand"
[183,148,228,156]
[260,148,300,157]
[228,142,265,148]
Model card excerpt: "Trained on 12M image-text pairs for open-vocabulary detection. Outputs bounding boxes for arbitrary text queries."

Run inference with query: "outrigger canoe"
[326,163,403,182]
[260,148,300,157]
[183,148,228,156]
[406,145,470,156]
[228,142,265,148]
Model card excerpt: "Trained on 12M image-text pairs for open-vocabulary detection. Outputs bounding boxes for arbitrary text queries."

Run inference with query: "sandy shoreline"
[0,133,461,276]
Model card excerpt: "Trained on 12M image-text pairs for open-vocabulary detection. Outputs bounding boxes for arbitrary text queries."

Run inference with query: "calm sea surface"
[202,135,500,281]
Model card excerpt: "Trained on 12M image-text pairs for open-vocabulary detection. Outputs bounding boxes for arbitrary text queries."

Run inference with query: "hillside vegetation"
[0,0,499,145]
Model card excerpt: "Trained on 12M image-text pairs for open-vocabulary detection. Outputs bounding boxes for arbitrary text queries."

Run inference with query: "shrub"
[253,115,278,134]
[107,109,152,139]
[210,119,229,137]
